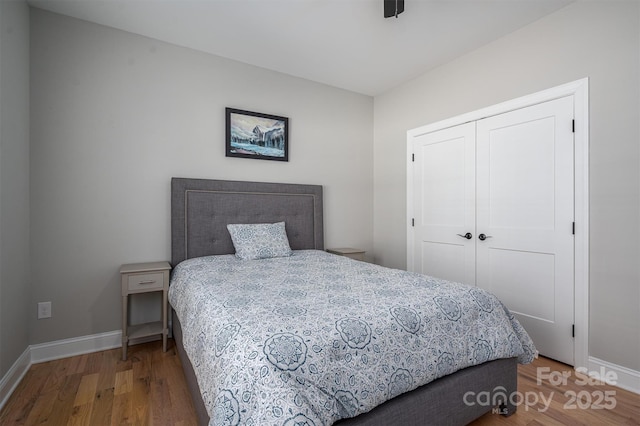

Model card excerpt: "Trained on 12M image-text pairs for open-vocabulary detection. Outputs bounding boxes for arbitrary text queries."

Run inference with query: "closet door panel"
[411,122,476,285]
[476,95,575,365]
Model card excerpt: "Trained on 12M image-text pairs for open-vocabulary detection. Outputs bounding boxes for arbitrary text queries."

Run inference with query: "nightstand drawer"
[127,272,164,292]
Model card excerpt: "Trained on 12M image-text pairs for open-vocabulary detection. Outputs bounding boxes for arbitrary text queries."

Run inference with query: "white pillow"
[227,222,292,260]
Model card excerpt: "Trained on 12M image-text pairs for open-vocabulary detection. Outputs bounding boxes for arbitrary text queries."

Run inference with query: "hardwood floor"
[1,340,638,425]
[0,340,197,425]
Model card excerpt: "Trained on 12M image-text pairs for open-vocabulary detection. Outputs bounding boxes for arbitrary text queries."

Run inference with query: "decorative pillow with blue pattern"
[227,222,292,260]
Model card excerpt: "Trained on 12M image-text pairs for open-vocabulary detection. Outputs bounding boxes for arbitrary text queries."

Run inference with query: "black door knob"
[457,233,473,240]
[478,233,492,241]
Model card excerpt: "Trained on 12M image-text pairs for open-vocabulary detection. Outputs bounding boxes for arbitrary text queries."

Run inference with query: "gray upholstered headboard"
[171,178,324,266]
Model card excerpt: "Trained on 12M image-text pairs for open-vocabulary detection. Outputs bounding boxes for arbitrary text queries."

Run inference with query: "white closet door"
[411,122,476,285]
[476,96,575,365]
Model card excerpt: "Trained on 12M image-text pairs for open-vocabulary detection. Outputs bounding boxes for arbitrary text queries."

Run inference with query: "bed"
[169,177,535,426]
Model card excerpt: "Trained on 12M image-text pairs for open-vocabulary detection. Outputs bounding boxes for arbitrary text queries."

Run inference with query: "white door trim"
[407,78,589,369]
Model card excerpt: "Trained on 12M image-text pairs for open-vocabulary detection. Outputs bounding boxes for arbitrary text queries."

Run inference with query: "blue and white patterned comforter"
[168,250,536,426]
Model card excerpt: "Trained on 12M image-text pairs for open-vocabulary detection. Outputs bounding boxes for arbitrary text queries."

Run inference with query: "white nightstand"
[120,261,171,360]
[327,248,366,261]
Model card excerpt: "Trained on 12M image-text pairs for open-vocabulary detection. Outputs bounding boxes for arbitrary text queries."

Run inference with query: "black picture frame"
[225,108,289,161]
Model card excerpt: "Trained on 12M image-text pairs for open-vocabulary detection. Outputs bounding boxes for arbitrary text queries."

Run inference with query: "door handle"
[457,232,473,240]
[478,233,492,241]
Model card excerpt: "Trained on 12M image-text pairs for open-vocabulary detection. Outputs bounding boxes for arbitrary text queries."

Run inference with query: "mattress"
[168,250,535,426]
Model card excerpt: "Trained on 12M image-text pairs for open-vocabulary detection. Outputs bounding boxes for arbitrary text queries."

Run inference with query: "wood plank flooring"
[0,340,197,425]
[1,340,638,425]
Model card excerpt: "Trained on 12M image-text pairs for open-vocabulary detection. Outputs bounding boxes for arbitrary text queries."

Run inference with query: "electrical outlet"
[37,301,52,319]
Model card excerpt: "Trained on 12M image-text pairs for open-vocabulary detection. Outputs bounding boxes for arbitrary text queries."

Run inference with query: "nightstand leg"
[122,295,128,360]
[162,288,168,352]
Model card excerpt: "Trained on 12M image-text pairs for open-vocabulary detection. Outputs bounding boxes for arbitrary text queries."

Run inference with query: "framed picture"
[226,108,289,161]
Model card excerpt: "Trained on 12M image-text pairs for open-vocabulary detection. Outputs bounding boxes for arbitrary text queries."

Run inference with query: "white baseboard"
[0,347,31,410]
[587,356,640,395]
[30,330,122,364]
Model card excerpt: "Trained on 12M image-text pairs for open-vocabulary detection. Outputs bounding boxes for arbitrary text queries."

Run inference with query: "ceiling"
[28,0,573,96]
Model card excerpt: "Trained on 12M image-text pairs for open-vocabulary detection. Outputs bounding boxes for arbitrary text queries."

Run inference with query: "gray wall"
[0,0,30,377]
[29,9,373,344]
[373,1,640,371]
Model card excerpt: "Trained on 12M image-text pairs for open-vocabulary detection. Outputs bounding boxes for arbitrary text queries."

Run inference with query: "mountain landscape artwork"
[226,108,289,161]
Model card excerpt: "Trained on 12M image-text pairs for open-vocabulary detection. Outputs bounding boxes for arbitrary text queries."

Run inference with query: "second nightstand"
[327,248,366,261]
[120,261,171,360]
